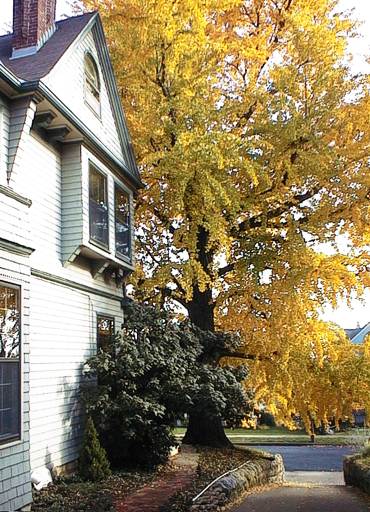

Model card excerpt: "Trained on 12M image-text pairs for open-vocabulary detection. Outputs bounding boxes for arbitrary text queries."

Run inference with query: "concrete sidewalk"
[285,471,344,485]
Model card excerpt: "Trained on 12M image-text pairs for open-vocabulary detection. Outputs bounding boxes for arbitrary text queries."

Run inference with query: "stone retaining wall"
[343,455,370,495]
[190,452,285,512]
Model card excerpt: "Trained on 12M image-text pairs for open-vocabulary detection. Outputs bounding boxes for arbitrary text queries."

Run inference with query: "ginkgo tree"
[83,0,370,445]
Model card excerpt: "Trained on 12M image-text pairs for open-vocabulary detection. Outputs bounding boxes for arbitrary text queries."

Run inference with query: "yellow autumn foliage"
[83,0,370,427]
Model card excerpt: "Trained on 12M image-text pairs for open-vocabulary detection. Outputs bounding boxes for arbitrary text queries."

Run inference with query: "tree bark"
[183,409,233,448]
[184,284,232,448]
[187,285,215,332]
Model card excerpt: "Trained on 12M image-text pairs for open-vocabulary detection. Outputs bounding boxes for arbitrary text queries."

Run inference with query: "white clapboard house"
[0,1,141,510]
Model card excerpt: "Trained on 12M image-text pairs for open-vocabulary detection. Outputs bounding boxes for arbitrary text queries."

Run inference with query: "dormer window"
[84,53,101,116]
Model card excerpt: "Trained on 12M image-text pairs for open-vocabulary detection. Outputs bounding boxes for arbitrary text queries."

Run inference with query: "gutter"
[0,61,24,90]
[38,81,144,189]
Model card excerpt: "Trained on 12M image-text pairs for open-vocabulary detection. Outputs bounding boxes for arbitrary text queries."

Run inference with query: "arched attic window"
[84,53,101,116]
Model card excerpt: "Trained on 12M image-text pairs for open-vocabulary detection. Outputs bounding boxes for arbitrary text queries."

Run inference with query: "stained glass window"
[97,315,115,352]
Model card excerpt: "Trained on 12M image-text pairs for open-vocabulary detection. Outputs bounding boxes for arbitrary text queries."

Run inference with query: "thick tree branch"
[218,263,235,277]
[217,350,279,363]
[234,185,321,235]
[162,287,188,308]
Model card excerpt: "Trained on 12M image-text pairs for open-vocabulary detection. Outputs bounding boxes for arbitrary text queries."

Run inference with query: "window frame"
[89,163,110,251]
[96,314,115,352]
[114,183,132,262]
[84,52,101,118]
[0,281,21,446]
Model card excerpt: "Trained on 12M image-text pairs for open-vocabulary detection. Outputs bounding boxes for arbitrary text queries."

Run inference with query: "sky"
[0,0,369,327]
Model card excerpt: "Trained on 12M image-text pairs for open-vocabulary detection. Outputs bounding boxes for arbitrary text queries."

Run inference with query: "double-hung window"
[115,185,131,259]
[0,283,21,444]
[89,165,109,249]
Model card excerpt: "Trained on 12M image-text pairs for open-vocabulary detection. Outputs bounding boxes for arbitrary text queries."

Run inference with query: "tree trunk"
[183,410,233,448]
[187,285,215,332]
[184,285,232,448]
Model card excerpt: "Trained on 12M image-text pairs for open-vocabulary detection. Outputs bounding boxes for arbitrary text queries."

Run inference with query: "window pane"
[89,167,109,247]
[115,186,131,258]
[0,362,19,441]
[90,168,106,204]
[85,55,100,113]
[97,316,115,352]
[85,55,100,90]
[0,285,20,359]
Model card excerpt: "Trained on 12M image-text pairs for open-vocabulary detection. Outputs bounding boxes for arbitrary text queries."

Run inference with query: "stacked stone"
[343,455,370,495]
[190,454,285,512]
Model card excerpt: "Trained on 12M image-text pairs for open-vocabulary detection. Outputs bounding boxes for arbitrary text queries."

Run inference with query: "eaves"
[0,63,144,190]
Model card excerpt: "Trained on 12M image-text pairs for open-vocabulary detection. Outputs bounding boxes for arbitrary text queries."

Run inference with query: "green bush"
[361,443,370,459]
[78,416,111,481]
[83,302,251,468]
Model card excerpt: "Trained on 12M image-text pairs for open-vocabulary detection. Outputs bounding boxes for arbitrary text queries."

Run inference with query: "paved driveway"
[231,445,370,512]
[233,486,370,512]
[252,445,356,471]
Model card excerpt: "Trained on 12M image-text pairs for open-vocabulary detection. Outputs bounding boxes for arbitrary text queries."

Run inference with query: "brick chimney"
[12,0,57,59]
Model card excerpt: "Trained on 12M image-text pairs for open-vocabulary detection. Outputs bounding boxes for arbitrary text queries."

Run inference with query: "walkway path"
[115,445,198,512]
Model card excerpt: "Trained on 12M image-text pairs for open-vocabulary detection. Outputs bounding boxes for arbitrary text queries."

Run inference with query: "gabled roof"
[345,323,370,345]
[0,13,96,82]
[345,327,362,340]
[0,13,142,189]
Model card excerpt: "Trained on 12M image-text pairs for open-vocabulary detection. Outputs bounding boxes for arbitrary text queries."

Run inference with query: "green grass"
[173,426,359,445]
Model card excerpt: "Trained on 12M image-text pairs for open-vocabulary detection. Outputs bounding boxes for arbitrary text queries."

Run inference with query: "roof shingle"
[0,12,96,82]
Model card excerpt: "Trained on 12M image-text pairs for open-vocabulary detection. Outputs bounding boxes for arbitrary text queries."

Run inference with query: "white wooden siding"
[0,192,31,249]
[43,30,125,166]
[7,99,37,192]
[61,144,83,263]
[0,95,8,186]
[29,276,123,471]
[25,133,133,279]
[0,250,32,512]
[0,98,32,251]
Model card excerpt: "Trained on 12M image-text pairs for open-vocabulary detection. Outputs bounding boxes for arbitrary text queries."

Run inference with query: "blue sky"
[0,0,369,327]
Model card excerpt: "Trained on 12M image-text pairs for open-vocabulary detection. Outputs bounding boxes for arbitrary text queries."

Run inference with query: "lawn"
[173,426,363,446]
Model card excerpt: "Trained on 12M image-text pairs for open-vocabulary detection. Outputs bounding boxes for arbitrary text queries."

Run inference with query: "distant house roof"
[0,12,96,82]
[345,323,370,345]
[345,327,363,340]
